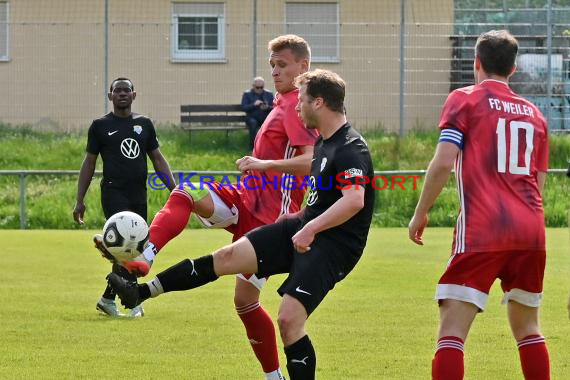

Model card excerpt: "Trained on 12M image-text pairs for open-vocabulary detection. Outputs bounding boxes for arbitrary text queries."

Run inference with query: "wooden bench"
[180,104,247,141]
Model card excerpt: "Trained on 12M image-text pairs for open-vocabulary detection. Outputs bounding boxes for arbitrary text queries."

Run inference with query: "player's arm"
[292,186,365,253]
[408,142,459,245]
[73,153,98,224]
[148,148,176,191]
[236,144,314,176]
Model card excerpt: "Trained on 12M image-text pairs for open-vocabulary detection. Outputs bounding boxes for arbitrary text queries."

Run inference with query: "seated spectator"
[241,77,274,149]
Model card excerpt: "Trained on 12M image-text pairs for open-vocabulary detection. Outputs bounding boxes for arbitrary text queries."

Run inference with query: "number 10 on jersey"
[496,118,534,175]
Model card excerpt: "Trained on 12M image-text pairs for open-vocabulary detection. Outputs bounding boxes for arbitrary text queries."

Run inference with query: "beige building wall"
[0,0,454,131]
[0,0,104,127]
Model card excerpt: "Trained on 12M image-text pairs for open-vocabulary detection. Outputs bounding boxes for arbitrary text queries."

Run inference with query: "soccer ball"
[102,211,149,262]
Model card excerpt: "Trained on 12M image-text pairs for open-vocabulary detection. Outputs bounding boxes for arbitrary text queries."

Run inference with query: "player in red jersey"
[409,30,550,380]
[102,35,316,380]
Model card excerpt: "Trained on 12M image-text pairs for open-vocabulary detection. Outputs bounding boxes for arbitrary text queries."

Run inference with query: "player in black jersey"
[73,78,175,317]
[107,69,374,379]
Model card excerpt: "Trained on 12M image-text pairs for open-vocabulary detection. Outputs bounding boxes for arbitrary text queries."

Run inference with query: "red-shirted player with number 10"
[409,30,550,380]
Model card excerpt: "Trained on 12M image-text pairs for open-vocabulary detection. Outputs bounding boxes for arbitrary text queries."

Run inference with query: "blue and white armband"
[439,128,464,149]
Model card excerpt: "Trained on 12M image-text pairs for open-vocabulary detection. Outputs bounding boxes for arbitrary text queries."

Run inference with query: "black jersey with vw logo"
[86,112,159,190]
[302,123,375,253]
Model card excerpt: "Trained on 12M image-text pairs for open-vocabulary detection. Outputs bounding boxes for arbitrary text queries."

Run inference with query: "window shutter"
[286,3,339,62]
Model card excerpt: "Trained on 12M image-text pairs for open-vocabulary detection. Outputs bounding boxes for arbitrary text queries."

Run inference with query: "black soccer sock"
[101,284,116,300]
[284,335,316,380]
[114,262,138,282]
[156,255,219,293]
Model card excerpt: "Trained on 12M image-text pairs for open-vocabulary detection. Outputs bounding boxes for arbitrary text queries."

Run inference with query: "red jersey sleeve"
[438,89,470,133]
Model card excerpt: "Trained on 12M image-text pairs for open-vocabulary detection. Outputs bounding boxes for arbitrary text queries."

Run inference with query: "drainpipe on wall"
[253,0,258,78]
[399,0,406,137]
[104,0,109,114]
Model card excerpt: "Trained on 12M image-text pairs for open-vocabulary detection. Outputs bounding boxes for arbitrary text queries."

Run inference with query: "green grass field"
[1,228,568,379]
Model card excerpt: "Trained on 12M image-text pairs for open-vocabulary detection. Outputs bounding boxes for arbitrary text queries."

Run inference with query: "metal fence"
[0,0,568,133]
[1,168,567,229]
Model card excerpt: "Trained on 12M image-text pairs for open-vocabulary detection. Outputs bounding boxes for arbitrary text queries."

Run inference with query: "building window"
[171,2,225,62]
[0,1,8,61]
[285,2,339,63]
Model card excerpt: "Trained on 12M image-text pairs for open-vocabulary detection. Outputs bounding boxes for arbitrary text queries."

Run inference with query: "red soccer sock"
[237,302,280,373]
[517,335,550,380]
[432,336,464,380]
[149,189,194,252]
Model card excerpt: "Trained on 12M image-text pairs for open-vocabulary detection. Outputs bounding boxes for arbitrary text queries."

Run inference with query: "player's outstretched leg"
[135,187,195,270]
[108,255,223,308]
[235,277,284,380]
[109,238,258,308]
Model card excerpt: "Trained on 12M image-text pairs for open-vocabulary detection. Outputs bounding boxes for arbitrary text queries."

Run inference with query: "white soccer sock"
[265,368,285,380]
[147,277,164,298]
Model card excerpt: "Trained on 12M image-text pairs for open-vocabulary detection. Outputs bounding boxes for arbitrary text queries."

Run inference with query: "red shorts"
[435,250,545,310]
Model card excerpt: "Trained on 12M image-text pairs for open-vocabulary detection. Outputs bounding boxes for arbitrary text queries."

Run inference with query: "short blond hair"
[268,34,311,61]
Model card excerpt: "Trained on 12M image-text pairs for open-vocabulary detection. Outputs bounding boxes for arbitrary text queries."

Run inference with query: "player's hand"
[254,100,263,107]
[292,225,315,253]
[73,201,86,225]
[408,213,428,245]
[236,156,271,174]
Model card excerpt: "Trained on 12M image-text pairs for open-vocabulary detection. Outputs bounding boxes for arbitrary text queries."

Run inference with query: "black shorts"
[246,217,362,315]
[101,183,147,221]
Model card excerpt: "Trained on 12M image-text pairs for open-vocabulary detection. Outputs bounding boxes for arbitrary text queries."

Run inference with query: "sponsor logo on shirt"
[120,138,140,159]
[344,168,363,178]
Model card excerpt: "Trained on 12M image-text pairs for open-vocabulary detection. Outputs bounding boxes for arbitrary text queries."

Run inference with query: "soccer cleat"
[106,273,140,309]
[121,253,152,277]
[96,298,122,317]
[93,234,115,263]
[127,304,145,318]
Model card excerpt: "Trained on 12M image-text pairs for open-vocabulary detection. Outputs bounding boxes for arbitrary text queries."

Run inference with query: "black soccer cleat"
[106,273,140,309]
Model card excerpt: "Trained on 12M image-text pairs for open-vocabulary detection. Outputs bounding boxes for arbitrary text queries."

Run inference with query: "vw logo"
[306,176,318,206]
[120,138,140,159]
